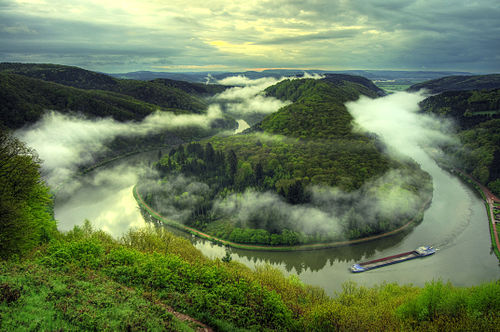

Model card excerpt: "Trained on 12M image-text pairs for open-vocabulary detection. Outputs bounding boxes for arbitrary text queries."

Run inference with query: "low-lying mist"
[15,106,223,188]
[212,72,323,124]
[132,91,453,242]
[19,76,452,242]
[346,91,457,161]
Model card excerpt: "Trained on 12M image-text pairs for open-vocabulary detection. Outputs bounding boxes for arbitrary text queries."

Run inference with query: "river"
[53,145,499,296]
[53,97,499,296]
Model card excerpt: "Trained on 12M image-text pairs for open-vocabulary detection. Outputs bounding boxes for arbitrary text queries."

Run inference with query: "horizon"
[1,61,492,76]
[1,1,499,73]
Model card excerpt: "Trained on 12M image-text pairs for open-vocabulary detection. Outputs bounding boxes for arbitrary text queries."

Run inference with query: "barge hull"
[350,246,436,273]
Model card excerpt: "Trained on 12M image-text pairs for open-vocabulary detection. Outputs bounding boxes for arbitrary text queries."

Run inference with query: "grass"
[0,261,195,331]
[1,223,499,331]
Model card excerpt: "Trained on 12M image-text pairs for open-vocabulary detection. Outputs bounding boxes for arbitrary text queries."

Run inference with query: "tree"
[254,162,264,185]
[226,150,237,181]
[0,128,56,258]
[204,143,215,165]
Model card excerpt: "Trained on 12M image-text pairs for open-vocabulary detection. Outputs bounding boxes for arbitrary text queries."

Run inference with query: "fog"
[15,106,224,188]
[346,91,457,160]
[212,72,323,121]
[17,78,453,242]
[16,74,312,190]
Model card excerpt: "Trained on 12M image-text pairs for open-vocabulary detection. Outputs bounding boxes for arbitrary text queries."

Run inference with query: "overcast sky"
[0,0,499,73]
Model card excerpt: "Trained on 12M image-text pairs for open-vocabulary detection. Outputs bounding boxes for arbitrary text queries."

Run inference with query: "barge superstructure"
[350,246,436,273]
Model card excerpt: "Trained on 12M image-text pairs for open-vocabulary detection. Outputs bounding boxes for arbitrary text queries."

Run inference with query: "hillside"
[148,75,432,245]
[408,74,500,94]
[421,90,500,193]
[0,72,170,128]
[0,63,223,115]
[0,64,236,170]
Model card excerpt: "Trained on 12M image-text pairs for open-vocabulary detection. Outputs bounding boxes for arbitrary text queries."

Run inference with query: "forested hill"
[419,86,500,195]
[150,76,433,245]
[0,72,184,129]
[0,126,497,331]
[0,63,221,113]
[407,74,500,94]
[0,63,229,129]
[260,75,383,138]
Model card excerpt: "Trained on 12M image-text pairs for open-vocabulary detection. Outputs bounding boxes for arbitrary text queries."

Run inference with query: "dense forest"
[413,76,500,195]
[0,128,57,258]
[408,74,500,94]
[0,63,232,129]
[142,75,433,245]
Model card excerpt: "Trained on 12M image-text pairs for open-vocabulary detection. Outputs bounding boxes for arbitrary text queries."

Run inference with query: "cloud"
[213,73,323,118]
[15,107,224,187]
[212,75,291,120]
[346,91,457,159]
[1,0,498,72]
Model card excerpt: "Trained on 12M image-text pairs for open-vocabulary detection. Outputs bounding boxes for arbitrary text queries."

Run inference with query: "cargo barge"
[350,246,436,273]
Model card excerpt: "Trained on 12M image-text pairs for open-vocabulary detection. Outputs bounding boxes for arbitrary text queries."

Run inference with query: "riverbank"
[450,168,500,260]
[134,185,432,252]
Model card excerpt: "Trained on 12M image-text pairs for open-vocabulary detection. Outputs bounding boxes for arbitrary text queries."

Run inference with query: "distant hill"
[0,63,225,113]
[408,74,500,94]
[110,68,473,83]
[420,89,500,129]
[261,74,384,138]
[0,72,170,129]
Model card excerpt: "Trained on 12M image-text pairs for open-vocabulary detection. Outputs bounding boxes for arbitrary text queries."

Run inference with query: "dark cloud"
[0,0,498,72]
[256,29,364,45]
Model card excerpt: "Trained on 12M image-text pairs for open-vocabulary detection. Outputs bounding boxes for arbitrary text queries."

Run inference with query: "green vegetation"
[485,204,500,259]
[420,88,500,196]
[0,128,57,259]
[420,89,500,130]
[0,72,198,129]
[145,76,433,246]
[408,74,500,94]
[0,63,232,130]
[0,133,496,330]
[1,222,498,331]
[373,81,413,92]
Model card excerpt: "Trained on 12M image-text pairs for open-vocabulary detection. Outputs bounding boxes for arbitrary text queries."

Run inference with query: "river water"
[54,145,499,296]
[53,112,499,297]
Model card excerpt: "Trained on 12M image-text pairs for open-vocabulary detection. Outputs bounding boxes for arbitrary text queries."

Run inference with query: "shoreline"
[133,185,432,252]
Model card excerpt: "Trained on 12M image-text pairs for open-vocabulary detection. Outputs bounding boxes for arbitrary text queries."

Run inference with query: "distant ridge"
[109,69,474,83]
[408,74,500,94]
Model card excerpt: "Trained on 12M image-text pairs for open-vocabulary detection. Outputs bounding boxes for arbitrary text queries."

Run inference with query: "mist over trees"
[142,76,433,246]
[416,80,500,195]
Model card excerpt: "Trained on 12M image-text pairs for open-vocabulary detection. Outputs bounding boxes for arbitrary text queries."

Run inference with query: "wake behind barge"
[350,246,436,273]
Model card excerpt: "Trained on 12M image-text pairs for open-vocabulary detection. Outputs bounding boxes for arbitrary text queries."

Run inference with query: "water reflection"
[54,147,499,296]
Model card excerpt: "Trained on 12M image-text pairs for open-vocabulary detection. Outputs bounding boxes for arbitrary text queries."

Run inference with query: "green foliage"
[0,71,208,129]
[409,74,500,94]
[396,280,500,331]
[422,89,500,190]
[1,222,499,331]
[0,63,212,129]
[0,129,57,259]
[262,77,379,139]
[148,76,432,245]
[0,261,193,331]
